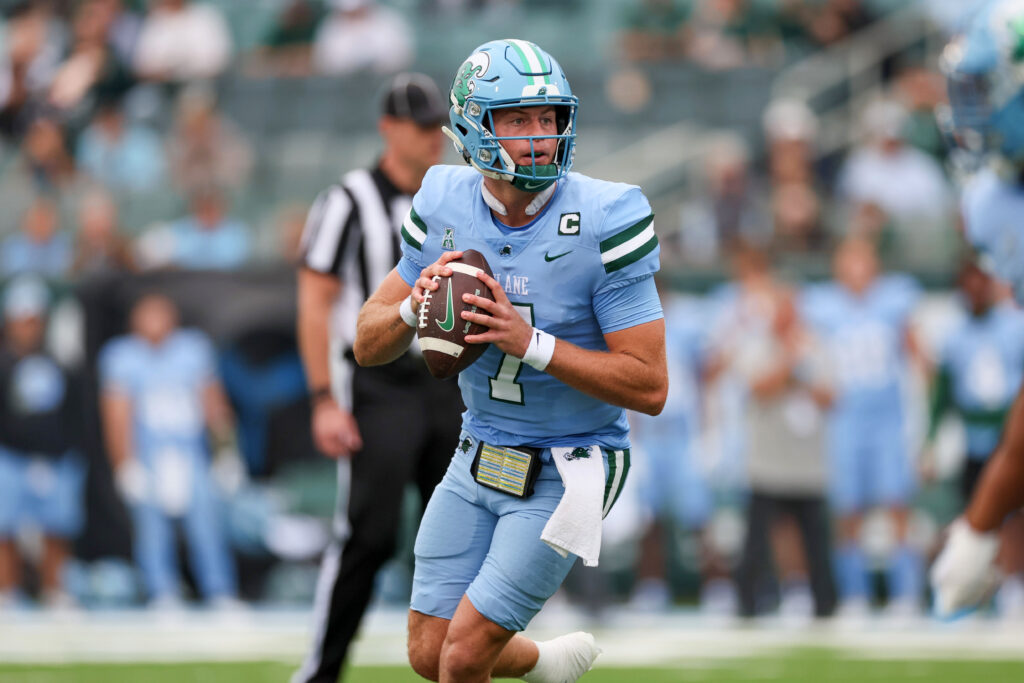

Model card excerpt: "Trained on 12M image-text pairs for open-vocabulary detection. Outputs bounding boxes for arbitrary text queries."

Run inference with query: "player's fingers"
[461,309,499,328]
[475,270,509,303]
[438,250,464,264]
[465,331,499,345]
[462,292,498,313]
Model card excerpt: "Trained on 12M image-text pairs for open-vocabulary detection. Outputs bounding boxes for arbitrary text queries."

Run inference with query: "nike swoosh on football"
[544,250,573,262]
[436,281,455,332]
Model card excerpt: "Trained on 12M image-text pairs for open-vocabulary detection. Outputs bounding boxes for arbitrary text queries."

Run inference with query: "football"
[417,249,495,379]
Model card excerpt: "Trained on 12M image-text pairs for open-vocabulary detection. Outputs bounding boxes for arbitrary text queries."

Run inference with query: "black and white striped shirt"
[299,166,412,349]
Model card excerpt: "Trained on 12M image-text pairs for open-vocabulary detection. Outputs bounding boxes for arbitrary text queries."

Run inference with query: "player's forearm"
[100,395,133,468]
[353,297,416,366]
[965,389,1024,531]
[545,340,667,415]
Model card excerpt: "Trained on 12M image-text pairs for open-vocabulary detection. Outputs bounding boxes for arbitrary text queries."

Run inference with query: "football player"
[353,39,667,682]
[801,238,925,616]
[931,0,1024,617]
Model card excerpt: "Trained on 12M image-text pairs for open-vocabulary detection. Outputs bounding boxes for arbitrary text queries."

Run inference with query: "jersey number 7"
[489,303,533,405]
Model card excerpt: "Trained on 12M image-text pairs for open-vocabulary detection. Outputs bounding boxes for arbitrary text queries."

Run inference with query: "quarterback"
[932,0,1024,616]
[354,39,667,682]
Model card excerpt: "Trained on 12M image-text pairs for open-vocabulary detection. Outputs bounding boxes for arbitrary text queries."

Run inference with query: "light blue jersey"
[398,165,663,450]
[963,168,1024,303]
[940,305,1024,457]
[630,295,711,527]
[802,275,921,414]
[99,329,216,458]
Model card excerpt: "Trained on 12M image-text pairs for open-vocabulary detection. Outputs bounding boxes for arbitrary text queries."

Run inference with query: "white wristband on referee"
[399,295,418,328]
[521,327,556,371]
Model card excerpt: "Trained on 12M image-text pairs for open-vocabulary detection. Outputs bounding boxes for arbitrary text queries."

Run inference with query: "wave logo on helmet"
[452,52,490,107]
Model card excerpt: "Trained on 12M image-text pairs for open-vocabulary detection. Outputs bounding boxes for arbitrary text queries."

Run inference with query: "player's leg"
[34,453,85,603]
[0,450,23,599]
[407,447,496,679]
[452,456,599,681]
[130,501,180,602]
[181,453,237,602]
[793,495,837,618]
[873,416,921,613]
[736,491,775,617]
[829,417,869,612]
[295,373,433,683]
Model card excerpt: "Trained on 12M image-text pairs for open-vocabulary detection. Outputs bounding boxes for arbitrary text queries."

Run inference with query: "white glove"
[114,459,148,505]
[931,517,1001,617]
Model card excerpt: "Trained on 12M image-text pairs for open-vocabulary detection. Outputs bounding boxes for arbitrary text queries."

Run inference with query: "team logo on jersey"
[565,447,591,461]
[558,212,581,236]
[452,52,490,107]
[442,227,456,250]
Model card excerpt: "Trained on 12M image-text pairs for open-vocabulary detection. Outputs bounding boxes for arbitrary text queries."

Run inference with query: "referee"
[293,73,463,683]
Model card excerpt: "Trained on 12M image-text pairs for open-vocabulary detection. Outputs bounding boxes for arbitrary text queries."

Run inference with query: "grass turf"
[1,654,1023,682]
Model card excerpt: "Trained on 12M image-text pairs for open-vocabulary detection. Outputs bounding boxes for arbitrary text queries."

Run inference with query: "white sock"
[521,631,601,683]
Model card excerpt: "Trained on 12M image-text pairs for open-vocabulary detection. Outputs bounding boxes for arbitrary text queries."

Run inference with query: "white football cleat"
[522,631,602,683]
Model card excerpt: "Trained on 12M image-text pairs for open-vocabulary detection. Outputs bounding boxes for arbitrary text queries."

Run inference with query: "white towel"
[541,445,605,567]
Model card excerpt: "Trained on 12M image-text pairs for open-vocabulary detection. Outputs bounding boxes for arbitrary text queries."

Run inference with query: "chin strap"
[481,182,556,218]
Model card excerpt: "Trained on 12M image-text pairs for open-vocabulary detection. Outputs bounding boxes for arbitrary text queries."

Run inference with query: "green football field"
[1,653,1022,683]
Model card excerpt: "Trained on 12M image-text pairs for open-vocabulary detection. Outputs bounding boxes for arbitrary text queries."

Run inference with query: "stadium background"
[0,0,1022,680]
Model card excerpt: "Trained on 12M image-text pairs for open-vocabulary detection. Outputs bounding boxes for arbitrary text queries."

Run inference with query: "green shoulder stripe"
[401,207,428,250]
[600,214,657,274]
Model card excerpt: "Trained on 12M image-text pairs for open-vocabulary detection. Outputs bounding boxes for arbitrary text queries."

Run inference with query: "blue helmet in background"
[444,39,578,192]
[942,0,1024,172]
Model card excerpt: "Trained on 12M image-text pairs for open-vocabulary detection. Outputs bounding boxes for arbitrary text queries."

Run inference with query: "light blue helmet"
[941,0,1024,172]
[443,39,578,192]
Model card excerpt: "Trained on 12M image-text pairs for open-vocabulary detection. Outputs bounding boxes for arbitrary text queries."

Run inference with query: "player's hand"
[312,399,363,458]
[114,458,147,505]
[931,517,1001,617]
[461,270,533,357]
[412,251,464,305]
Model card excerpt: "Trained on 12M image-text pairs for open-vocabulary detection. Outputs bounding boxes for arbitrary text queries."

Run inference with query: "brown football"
[417,249,495,379]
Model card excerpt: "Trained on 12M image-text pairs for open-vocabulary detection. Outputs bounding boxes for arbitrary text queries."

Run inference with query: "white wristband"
[399,295,418,328]
[521,327,556,371]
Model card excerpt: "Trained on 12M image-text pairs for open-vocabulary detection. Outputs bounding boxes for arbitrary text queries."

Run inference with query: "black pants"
[736,491,837,619]
[294,358,463,683]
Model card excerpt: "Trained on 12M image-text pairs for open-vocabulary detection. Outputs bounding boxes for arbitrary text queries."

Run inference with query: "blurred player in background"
[731,286,836,620]
[802,237,925,616]
[354,39,666,682]
[99,294,239,609]
[932,0,1024,616]
[0,275,83,609]
[293,73,463,683]
[922,259,1024,615]
[627,286,726,613]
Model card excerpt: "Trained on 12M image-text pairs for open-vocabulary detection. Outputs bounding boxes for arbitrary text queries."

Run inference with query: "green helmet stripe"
[525,41,553,85]
[507,39,544,87]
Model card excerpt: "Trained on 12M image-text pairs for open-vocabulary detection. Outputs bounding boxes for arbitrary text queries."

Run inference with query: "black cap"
[382,73,448,126]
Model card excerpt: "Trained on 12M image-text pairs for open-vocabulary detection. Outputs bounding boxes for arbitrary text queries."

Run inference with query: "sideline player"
[353,40,667,682]
[293,73,464,683]
[932,0,1024,616]
[802,238,924,616]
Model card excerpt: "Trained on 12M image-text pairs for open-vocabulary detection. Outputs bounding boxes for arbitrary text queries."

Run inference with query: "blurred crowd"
[0,0,1018,622]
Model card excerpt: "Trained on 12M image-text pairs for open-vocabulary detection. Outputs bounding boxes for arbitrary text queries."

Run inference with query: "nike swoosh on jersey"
[436,281,455,332]
[544,250,573,262]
